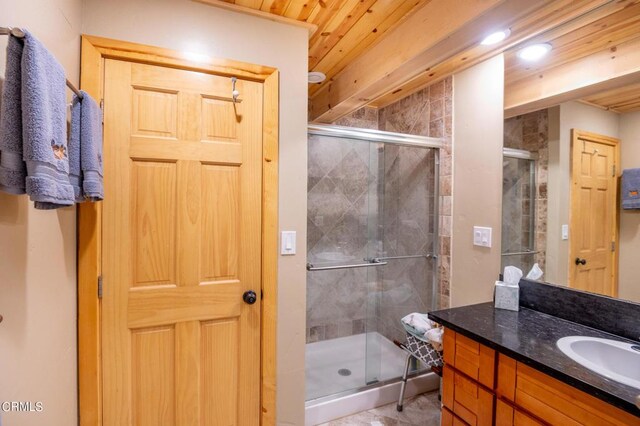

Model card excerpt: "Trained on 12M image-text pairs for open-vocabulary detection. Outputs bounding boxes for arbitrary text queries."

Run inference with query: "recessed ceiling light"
[480,29,511,46]
[308,71,326,84]
[517,43,552,61]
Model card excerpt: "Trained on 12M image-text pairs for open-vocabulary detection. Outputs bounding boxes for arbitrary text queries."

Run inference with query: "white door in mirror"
[557,336,640,389]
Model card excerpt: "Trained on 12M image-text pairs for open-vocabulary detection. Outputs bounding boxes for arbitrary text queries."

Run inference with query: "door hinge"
[100,99,105,124]
[611,242,616,252]
[612,164,616,177]
[98,276,103,299]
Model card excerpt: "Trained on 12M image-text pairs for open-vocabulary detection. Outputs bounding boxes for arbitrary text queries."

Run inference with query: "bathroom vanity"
[429,279,640,425]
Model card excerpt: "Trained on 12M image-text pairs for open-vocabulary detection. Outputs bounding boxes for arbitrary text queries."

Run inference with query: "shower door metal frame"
[309,124,445,149]
[306,124,444,404]
[501,147,538,260]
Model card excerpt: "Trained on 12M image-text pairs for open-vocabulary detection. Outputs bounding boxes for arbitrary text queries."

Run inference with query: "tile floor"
[317,391,441,425]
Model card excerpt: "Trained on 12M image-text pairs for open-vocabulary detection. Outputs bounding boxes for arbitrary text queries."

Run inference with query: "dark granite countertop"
[429,302,640,417]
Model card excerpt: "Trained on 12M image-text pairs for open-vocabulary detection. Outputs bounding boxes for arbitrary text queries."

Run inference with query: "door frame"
[568,129,620,296]
[77,35,279,426]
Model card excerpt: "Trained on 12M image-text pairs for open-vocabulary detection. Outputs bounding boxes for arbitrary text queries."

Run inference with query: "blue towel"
[69,95,83,201]
[79,91,103,201]
[622,168,640,210]
[0,35,27,194]
[21,31,74,209]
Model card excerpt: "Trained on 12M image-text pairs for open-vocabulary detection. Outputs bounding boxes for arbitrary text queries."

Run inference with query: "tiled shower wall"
[378,78,453,311]
[502,158,536,272]
[503,110,549,272]
[306,134,378,343]
[305,78,453,344]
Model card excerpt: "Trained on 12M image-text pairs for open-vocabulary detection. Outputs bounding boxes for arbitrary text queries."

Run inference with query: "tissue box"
[494,281,519,311]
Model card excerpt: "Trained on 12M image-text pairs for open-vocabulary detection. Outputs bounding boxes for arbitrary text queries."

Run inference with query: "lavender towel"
[21,31,74,209]
[622,168,640,210]
[78,90,103,201]
[0,35,27,194]
[69,95,82,201]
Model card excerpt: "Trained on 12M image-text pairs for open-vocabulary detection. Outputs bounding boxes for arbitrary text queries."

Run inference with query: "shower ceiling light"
[517,43,552,62]
[480,29,510,46]
[308,71,326,84]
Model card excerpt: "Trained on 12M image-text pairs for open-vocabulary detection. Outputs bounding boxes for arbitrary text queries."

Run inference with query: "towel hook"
[231,77,239,103]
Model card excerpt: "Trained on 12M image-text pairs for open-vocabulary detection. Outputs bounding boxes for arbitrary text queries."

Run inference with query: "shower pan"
[305,124,443,423]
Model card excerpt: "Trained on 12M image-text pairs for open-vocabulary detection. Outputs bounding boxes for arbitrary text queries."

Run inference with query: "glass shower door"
[306,132,383,400]
[364,143,440,385]
[306,126,442,403]
[501,154,537,272]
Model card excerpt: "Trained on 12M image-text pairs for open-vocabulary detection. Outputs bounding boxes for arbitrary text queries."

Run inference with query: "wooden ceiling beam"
[372,0,624,109]
[309,0,510,122]
[309,0,613,123]
[505,0,640,84]
[504,36,640,117]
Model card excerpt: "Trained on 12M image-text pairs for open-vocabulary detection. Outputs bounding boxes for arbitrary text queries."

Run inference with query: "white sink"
[557,336,640,390]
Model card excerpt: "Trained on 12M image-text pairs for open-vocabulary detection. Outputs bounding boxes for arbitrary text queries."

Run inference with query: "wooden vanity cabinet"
[442,329,496,425]
[441,328,640,426]
[496,354,640,426]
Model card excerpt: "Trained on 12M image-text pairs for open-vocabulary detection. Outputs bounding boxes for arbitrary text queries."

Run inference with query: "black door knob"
[243,290,257,305]
[575,258,587,266]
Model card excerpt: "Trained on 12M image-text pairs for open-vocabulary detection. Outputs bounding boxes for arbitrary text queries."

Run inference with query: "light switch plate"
[281,231,296,255]
[561,224,569,240]
[473,226,492,248]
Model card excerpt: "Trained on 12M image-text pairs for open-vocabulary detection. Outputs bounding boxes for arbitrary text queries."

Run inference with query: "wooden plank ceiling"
[581,83,640,113]
[200,0,640,120]
[504,0,640,116]
[307,0,620,122]
[209,0,428,88]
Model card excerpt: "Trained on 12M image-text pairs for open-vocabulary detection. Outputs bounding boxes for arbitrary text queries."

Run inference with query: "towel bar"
[0,26,84,99]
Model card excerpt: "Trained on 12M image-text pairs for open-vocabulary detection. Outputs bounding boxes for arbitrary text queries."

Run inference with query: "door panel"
[570,131,619,297]
[102,59,263,425]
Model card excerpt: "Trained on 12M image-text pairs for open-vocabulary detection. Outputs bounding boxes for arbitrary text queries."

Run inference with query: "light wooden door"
[569,130,619,297]
[102,59,263,426]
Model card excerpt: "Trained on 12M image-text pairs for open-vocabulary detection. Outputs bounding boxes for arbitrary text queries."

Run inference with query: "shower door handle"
[575,257,587,266]
[306,259,388,271]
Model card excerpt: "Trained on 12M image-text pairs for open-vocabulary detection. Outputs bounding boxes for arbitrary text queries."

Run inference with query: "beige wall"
[0,1,82,425]
[450,55,504,307]
[546,101,619,285]
[619,111,640,302]
[81,1,309,423]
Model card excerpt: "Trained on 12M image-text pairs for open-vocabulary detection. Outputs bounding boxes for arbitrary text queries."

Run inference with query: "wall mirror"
[500,11,640,303]
[501,101,640,303]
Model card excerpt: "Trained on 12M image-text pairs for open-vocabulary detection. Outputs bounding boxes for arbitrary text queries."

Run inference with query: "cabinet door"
[444,329,496,389]
[497,355,640,426]
[443,365,494,425]
[496,399,544,425]
[442,407,469,426]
